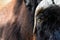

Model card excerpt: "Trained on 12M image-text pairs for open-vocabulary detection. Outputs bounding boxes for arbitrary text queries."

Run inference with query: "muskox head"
[33,0,60,40]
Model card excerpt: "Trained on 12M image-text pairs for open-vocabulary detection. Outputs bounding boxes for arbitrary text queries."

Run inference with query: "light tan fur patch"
[0,0,16,27]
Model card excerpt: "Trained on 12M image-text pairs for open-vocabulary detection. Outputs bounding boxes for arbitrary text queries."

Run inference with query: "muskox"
[33,0,60,40]
[0,0,33,40]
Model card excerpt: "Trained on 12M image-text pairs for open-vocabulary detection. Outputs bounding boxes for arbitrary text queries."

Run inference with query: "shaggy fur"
[0,0,33,40]
[35,5,60,40]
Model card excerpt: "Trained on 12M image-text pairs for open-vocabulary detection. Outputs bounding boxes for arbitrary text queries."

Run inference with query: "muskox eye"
[37,19,40,23]
[37,15,44,23]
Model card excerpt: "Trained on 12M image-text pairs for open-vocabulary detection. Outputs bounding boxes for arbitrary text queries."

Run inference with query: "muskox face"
[34,5,60,40]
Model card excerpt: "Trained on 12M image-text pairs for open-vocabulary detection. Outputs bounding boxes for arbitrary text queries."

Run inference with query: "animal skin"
[0,0,33,40]
[33,0,60,40]
[35,5,60,40]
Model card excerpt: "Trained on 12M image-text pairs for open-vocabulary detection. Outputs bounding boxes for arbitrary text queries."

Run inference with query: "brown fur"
[0,0,33,40]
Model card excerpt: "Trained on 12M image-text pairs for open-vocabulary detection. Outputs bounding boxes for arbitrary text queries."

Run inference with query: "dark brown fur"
[35,5,60,40]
